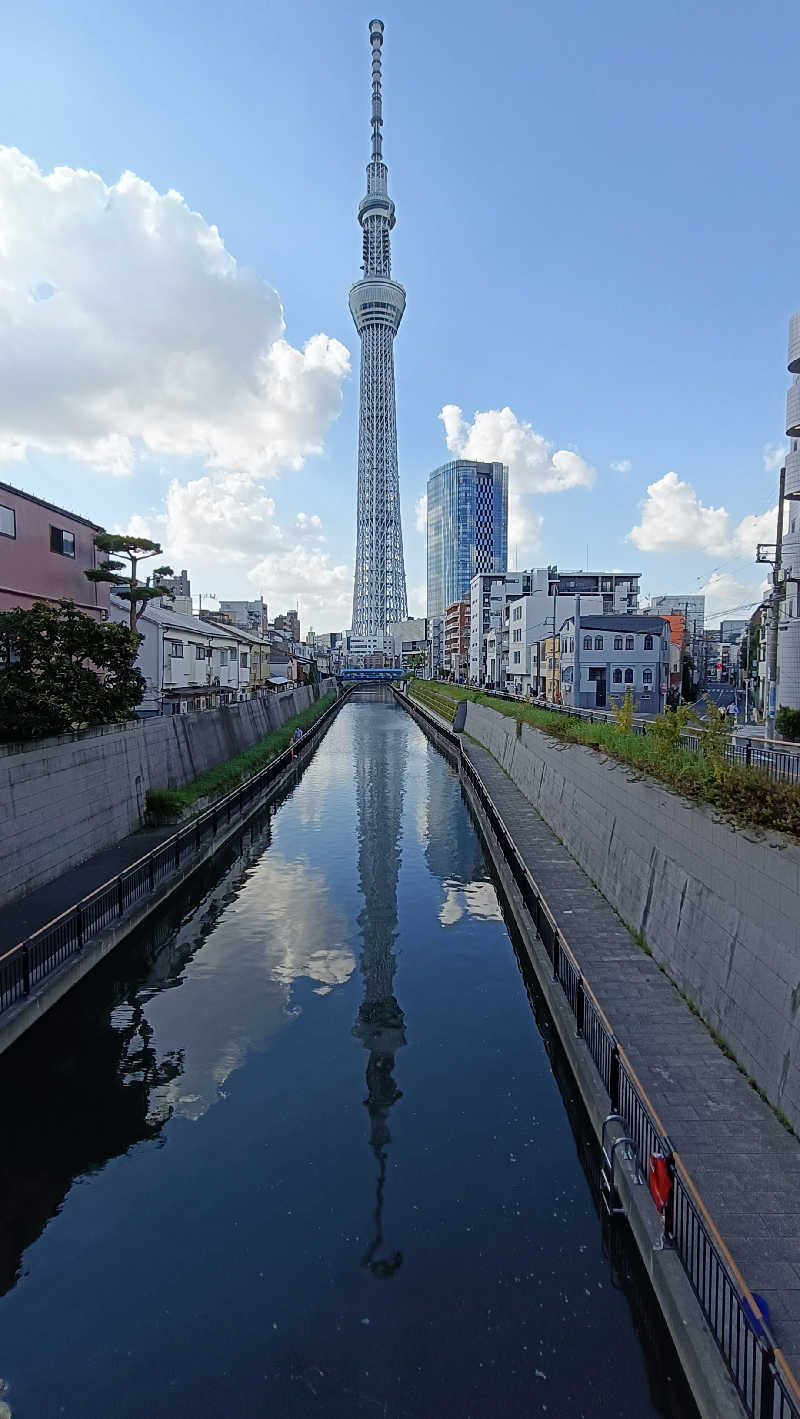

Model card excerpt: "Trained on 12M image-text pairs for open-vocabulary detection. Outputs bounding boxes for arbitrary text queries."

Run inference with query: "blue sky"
[0,0,796,630]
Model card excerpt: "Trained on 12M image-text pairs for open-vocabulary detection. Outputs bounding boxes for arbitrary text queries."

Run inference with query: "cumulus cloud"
[611,459,632,473]
[415,493,427,535]
[0,146,349,478]
[629,472,777,559]
[698,570,768,623]
[439,403,594,559]
[763,442,786,472]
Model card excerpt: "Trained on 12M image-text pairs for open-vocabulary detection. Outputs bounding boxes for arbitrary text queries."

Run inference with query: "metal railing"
[400,686,800,1419]
[1,691,347,1017]
[447,684,800,786]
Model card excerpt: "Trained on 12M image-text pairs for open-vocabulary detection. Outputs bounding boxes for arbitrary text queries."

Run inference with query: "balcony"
[789,313,800,374]
[787,379,800,439]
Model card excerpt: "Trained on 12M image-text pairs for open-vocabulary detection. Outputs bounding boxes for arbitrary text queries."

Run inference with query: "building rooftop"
[0,479,105,532]
[563,613,667,634]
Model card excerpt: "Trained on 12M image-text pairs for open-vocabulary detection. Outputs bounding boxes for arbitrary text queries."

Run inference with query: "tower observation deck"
[350,18,408,638]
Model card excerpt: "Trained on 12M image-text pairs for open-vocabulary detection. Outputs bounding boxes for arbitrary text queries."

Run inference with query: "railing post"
[117,877,125,918]
[576,976,585,1037]
[22,944,30,996]
[758,1343,775,1419]
[552,928,560,983]
[175,837,180,870]
[148,856,155,892]
[76,904,84,950]
[745,739,752,766]
[609,1041,620,1112]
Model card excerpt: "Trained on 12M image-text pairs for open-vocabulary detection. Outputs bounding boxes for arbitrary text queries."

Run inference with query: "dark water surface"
[0,699,699,1418]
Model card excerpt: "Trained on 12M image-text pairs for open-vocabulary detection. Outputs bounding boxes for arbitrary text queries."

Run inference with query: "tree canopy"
[0,600,145,741]
[85,534,174,631]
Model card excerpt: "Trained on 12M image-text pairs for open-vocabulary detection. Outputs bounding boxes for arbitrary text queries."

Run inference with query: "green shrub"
[145,788,184,821]
[611,688,634,735]
[776,707,800,742]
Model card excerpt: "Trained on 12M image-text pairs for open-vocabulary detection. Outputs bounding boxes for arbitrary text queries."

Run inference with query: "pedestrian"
[290,725,303,759]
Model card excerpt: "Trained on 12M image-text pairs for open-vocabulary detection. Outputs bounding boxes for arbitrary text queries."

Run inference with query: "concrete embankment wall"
[0,680,336,909]
[463,700,800,1131]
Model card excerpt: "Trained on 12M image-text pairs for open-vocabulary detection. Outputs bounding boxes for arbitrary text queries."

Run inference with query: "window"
[624,668,634,683]
[241,653,248,668]
[594,636,603,650]
[50,526,75,557]
[0,505,15,538]
[219,650,228,666]
[194,644,207,660]
[614,636,623,650]
[229,648,237,662]
[513,651,520,663]
[644,634,653,650]
[625,636,634,651]
[643,667,653,684]
[167,640,183,658]
[583,635,592,650]
[612,668,622,683]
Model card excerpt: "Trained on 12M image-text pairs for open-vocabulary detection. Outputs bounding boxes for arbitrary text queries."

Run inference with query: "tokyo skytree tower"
[349,19,408,636]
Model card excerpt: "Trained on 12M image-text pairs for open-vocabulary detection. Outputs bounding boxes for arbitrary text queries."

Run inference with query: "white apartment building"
[559,613,669,715]
[112,597,252,715]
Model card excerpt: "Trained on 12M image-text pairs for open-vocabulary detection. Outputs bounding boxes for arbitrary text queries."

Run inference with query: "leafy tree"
[648,702,695,754]
[0,600,144,741]
[776,707,800,742]
[681,652,697,702]
[85,534,174,632]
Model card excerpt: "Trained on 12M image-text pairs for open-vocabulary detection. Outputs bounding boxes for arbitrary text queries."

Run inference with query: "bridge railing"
[0,691,347,1020]
[399,686,800,1419]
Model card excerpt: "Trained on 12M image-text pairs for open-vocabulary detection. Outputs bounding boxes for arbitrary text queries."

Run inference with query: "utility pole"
[760,466,786,741]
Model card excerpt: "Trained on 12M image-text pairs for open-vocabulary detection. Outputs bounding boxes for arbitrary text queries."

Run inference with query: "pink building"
[0,481,110,621]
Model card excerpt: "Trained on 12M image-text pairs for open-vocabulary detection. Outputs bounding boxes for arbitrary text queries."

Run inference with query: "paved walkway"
[462,738,800,1377]
[3,822,181,949]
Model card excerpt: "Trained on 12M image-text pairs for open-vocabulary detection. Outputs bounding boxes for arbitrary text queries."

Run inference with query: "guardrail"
[0,691,348,1018]
[443,684,800,786]
[400,686,800,1419]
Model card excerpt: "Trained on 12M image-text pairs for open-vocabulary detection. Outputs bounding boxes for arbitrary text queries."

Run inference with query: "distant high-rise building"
[162,569,191,600]
[647,595,704,685]
[350,19,408,637]
[426,460,508,621]
[781,314,800,710]
[274,609,300,642]
[219,598,268,634]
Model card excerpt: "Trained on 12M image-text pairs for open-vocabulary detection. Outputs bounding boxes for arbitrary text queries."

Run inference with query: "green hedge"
[413,682,800,840]
[145,692,336,821]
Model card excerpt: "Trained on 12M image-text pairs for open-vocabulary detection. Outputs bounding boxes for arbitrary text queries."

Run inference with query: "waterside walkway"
[460,734,800,1378]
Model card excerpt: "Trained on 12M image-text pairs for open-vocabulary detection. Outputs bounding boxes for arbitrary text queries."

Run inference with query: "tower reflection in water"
[351,699,407,1279]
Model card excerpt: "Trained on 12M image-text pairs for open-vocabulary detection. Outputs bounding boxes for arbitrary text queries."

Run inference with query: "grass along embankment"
[408,679,800,839]
[146,691,337,821]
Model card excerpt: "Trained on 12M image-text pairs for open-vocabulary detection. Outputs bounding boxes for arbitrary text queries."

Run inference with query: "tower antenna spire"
[369,18,384,163]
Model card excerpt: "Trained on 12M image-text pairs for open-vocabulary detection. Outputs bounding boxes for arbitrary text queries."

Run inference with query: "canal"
[0,697,699,1418]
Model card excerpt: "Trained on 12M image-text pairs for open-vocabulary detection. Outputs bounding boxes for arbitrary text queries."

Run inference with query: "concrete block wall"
[464,700,800,1131]
[0,681,335,910]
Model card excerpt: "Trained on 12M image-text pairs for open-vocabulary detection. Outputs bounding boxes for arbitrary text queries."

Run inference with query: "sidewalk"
[462,737,800,1377]
[2,822,181,949]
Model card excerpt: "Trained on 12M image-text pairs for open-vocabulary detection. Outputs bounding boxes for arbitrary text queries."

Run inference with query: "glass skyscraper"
[426,460,508,620]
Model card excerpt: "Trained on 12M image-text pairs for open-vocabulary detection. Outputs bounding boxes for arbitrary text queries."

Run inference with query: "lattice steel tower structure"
[349,18,408,636]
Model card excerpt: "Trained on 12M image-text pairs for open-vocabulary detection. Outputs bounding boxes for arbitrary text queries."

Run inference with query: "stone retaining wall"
[464,700,800,1130]
[0,681,335,909]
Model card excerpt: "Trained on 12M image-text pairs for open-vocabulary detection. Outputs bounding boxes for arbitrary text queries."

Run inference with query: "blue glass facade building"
[426,460,508,620]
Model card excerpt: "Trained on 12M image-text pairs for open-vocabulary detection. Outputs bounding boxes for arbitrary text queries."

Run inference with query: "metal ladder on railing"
[600,1113,642,1217]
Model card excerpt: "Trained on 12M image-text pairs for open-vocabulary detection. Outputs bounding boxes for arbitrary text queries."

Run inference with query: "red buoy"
[649,1152,672,1214]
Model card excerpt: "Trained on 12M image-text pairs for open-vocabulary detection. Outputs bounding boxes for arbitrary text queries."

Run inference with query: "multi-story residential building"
[427,460,508,621]
[469,571,535,683]
[387,616,428,672]
[443,600,470,679]
[0,481,110,621]
[235,628,271,692]
[559,613,668,714]
[220,598,269,635]
[531,635,561,701]
[162,569,191,599]
[111,597,253,715]
[648,595,704,686]
[469,567,640,689]
[274,609,300,641]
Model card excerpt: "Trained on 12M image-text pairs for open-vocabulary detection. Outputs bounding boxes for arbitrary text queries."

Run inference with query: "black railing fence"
[401,687,800,1419]
[469,686,800,786]
[1,691,347,1017]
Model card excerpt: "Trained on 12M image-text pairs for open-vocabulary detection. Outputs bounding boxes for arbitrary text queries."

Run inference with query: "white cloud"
[0,146,349,478]
[698,570,768,623]
[763,442,786,472]
[439,403,594,562]
[629,471,777,559]
[415,493,427,535]
[611,459,632,473]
